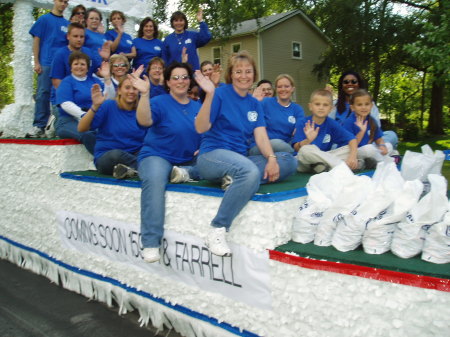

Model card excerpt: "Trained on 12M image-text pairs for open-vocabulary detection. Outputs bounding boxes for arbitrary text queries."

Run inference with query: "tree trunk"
[427,80,445,134]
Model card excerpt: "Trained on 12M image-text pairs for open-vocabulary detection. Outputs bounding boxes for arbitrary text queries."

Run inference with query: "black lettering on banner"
[201,247,212,279]
[98,224,107,248]
[162,238,171,266]
[111,227,127,254]
[175,241,183,269]
[89,222,98,245]
[230,255,242,288]
[181,242,193,274]
[190,245,203,276]
[211,253,223,282]
[222,255,232,285]
[129,231,141,258]
[64,217,72,239]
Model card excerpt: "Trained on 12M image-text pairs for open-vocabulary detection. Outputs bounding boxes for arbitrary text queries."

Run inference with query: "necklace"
[175,32,184,45]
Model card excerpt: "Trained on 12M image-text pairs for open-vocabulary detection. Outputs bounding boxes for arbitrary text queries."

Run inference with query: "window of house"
[231,43,241,53]
[212,47,222,65]
[292,41,302,59]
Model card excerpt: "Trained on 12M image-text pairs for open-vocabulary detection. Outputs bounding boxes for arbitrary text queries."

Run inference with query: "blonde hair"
[115,78,138,110]
[109,54,130,73]
[275,74,295,88]
[309,89,333,104]
[224,50,257,84]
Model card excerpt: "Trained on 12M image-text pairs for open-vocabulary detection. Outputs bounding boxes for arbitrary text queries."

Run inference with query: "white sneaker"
[25,126,45,138]
[221,175,233,190]
[170,166,190,183]
[206,227,231,256]
[142,247,160,263]
[45,115,56,138]
[113,164,137,179]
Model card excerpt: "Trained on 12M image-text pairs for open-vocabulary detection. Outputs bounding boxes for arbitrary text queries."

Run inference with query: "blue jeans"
[248,139,295,155]
[34,66,52,128]
[95,149,138,175]
[197,149,297,229]
[138,156,198,248]
[56,115,96,155]
[383,130,399,149]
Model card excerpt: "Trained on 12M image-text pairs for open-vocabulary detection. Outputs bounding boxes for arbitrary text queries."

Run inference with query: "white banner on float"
[73,0,149,18]
[57,210,272,310]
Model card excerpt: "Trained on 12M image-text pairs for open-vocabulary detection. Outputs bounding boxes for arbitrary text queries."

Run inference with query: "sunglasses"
[113,63,127,68]
[343,79,358,85]
[75,12,85,15]
[171,75,190,80]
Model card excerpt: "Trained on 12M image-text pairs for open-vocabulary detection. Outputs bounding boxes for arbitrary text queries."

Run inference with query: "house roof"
[229,9,329,42]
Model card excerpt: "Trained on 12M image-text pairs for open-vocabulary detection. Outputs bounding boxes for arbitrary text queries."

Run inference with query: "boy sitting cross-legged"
[293,89,359,173]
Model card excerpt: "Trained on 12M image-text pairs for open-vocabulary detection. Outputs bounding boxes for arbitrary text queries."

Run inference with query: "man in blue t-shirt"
[27,0,69,138]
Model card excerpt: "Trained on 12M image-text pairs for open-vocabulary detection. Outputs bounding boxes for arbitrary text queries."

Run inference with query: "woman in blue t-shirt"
[132,17,164,73]
[130,62,204,263]
[84,8,107,51]
[78,77,146,178]
[195,51,297,257]
[55,51,115,154]
[105,10,136,59]
[250,74,305,155]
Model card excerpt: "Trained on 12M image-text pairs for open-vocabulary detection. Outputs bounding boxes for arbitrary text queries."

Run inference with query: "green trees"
[0,3,14,110]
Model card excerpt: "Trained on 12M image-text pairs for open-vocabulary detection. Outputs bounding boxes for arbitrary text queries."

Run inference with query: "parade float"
[0,1,449,337]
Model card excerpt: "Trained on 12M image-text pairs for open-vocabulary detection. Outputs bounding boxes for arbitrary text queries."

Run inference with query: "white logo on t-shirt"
[288,116,296,124]
[126,40,132,45]
[185,38,192,44]
[248,111,258,122]
[155,46,161,51]
[61,26,68,33]
[323,134,331,143]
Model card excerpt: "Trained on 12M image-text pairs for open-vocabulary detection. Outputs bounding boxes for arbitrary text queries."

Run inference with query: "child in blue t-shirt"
[293,89,358,173]
[342,89,394,168]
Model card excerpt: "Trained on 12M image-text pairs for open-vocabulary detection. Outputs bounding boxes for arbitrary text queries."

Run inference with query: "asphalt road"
[0,259,182,337]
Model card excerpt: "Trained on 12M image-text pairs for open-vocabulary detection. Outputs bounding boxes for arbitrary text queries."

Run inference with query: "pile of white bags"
[291,146,449,263]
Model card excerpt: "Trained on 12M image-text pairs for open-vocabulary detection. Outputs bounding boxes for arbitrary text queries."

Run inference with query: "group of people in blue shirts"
[28,1,399,262]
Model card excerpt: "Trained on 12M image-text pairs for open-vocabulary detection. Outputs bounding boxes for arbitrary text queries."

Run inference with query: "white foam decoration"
[1,142,450,337]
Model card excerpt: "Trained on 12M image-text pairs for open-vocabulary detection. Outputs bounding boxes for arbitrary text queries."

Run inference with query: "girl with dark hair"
[163,8,211,70]
[342,89,393,168]
[70,5,86,26]
[133,17,164,72]
[130,62,205,263]
[330,70,398,148]
[105,10,136,58]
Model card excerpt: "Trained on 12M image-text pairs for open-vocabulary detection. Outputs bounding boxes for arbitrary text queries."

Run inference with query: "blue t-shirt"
[84,29,107,51]
[138,94,201,164]
[51,46,102,80]
[150,83,166,98]
[91,100,146,163]
[292,116,355,151]
[56,75,104,118]
[199,84,266,156]
[104,30,134,54]
[342,113,383,147]
[262,97,304,143]
[163,22,211,71]
[29,12,69,66]
[132,38,164,71]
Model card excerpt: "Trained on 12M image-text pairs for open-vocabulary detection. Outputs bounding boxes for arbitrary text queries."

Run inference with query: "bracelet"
[90,106,97,113]
[267,154,277,159]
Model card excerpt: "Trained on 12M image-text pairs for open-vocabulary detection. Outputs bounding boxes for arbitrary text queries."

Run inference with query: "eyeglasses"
[171,75,190,81]
[113,63,127,68]
[150,66,163,71]
[343,79,358,84]
[233,69,254,76]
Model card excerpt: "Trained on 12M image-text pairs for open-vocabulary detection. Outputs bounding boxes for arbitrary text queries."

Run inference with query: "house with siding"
[198,10,330,108]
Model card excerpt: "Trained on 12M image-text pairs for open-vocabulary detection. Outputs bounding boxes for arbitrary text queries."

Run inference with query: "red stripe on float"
[0,138,80,145]
[269,250,450,292]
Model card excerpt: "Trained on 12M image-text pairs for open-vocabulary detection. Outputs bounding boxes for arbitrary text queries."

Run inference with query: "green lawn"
[397,134,449,182]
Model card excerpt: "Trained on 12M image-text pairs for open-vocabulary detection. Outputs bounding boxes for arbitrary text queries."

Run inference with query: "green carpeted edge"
[275,241,449,279]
